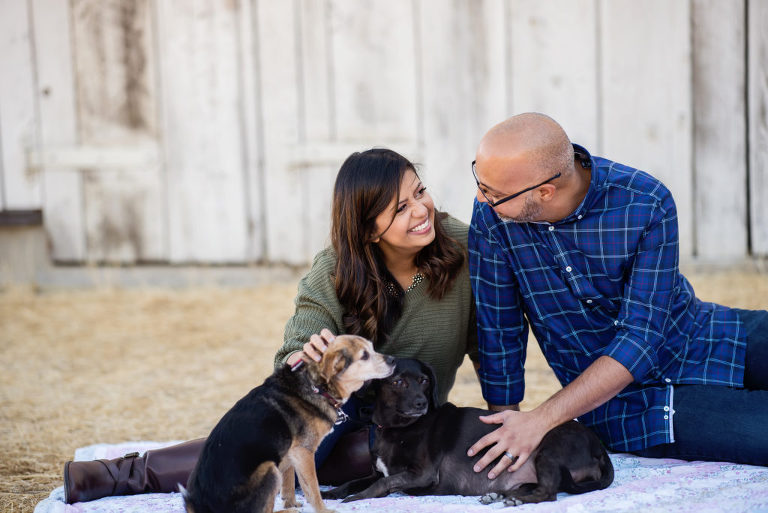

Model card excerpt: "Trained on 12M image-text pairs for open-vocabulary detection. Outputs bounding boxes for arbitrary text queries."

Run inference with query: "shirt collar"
[557,143,599,224]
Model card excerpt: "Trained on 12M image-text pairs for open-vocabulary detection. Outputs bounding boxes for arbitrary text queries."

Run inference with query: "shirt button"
[577,214,583,220]
[586,299,593,304]
[664,406,670,412]
[548,225,555,231]
[665,378,671,383]
[565,266,572,273]
[613,320,619,326]
[664,415,669,420]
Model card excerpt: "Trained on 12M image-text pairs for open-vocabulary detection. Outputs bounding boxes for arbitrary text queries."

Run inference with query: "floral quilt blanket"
[36,441,768,513]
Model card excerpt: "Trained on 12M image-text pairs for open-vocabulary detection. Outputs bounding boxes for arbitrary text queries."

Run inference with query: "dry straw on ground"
[1,267,766,512]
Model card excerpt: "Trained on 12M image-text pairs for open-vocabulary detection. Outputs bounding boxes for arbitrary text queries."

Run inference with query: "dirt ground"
[1,267,767,512]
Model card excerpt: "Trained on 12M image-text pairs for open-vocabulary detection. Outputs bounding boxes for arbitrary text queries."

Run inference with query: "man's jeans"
[635,309,768,465]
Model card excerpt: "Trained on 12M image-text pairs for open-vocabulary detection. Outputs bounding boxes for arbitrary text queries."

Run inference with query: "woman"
[64,148,478,503]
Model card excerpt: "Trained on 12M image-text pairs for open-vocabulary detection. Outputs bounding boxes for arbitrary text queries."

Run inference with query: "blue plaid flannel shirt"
[469,144,746,452]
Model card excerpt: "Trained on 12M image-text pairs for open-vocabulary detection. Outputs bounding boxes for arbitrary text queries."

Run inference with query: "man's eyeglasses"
[471,161,561,208]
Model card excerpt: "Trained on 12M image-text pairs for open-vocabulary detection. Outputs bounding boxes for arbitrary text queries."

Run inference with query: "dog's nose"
[385,355,395,365]
[414,398,427,410]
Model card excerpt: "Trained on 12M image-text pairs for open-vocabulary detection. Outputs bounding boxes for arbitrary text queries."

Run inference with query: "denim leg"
[733,308,768,390]
[313,395,370,468]
[635,384,768,465]
[634,309,768,465]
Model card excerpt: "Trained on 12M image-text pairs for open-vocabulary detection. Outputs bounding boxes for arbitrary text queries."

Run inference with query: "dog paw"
[503,497,524,507]
[282,499,302,508]
[341,494,365,503]
[480,492,505,505]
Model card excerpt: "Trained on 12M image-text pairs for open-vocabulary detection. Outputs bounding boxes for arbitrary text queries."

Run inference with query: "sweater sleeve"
[273,249,346,368]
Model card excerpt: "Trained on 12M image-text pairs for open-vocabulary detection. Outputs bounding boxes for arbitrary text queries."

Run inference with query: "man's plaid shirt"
[468,144,746,452]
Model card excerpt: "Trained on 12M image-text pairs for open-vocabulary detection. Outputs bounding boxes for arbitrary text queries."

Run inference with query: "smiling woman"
[59,148,480,504]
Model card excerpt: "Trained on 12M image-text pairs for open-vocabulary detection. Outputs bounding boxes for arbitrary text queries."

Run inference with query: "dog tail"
[179,484,195,513]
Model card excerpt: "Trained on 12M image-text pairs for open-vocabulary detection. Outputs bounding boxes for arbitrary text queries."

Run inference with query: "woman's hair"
[331,148,465,344]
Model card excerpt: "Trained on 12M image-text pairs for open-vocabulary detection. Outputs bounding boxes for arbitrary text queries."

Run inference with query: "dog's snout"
[385,355,396,365]
[413,397,427,410]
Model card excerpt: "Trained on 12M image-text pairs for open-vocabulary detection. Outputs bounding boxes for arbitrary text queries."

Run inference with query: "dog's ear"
[419,360,440,409]
[321,348,351,382]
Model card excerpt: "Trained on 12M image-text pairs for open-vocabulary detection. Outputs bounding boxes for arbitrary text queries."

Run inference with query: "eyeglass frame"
[471,160,562,208]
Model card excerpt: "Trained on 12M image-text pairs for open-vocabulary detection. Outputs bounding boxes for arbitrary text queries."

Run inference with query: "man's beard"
[498,194,543,224]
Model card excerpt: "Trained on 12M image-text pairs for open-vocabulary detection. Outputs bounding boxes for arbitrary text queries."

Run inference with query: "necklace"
[386,272,424,296]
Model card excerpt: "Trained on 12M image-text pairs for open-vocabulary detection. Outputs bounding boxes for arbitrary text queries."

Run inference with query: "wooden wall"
[1,0,766,265]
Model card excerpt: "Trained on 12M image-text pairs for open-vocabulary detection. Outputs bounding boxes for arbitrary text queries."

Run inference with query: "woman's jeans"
[314,394,373,467]
[635,309,768,465]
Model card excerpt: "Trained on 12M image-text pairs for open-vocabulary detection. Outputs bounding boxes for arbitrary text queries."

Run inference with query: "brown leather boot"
[63,438,205,504]
[317,427,373,485]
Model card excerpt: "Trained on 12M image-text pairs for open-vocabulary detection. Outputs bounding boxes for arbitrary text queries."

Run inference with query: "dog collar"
[311,385,349,425]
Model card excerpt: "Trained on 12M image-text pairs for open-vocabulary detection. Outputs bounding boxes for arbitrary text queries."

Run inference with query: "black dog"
[325,358,613,506]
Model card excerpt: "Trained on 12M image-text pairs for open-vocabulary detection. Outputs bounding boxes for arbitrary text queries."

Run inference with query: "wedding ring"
[504,451,516,460]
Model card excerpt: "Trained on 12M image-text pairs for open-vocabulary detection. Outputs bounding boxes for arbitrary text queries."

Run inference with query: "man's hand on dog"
[466,409,548,479]
[287,328,336,365]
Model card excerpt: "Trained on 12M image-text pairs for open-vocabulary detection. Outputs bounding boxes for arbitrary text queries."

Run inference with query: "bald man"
[466,113,768,480]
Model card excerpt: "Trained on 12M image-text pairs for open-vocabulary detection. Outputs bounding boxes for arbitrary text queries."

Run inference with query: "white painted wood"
[749,0,768,256]
[297,0,335,261]
[156,0,247,263]
[0,0,41,209]
[237,0,265,261]
[599,0,694,258]
[692,0,747,260]
[27,144,159,169]
[508,0,599,152]
[30,0,86,261]
[329,0,419,144]
[70,0,164,263]
[257,0,304,264]
[417,0,507,225]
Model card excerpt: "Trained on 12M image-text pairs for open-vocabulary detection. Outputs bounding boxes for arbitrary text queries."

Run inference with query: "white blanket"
[35,441,768,513]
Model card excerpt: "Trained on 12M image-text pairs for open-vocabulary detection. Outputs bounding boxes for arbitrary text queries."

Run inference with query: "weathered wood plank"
[71,0,164,263]
[156,0,247,262]
[329,0,418,143]
[237,0,265,261]
[599,0,694,258]
[749,0,768,256]
[257,0,304,264]
[0,0,41,209]
[31,0,86,261]
[509,0,599,151]
[297,0,335,260]
[418,0,507,224]
[692,0,747,260]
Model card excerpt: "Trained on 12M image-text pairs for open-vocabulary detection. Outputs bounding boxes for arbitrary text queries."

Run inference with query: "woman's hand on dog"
[287,328,337,365]
[467,409,549,479]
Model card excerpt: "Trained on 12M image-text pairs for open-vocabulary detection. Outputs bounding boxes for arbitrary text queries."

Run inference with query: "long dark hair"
[331,148,465,344]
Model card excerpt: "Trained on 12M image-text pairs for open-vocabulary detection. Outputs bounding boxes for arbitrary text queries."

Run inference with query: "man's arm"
[468,355,633,478]
[468,202,529,407]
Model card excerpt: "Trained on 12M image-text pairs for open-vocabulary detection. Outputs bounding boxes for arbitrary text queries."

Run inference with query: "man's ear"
[538,183,556,202]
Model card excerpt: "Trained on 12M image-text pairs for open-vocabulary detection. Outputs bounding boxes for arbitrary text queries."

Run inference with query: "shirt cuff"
[603,331,659,382]
[478,369,525,406]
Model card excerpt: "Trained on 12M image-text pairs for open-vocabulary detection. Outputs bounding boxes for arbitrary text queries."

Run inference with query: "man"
[466,113,768,481]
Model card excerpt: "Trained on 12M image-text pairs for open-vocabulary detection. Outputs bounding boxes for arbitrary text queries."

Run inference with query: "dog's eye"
[392,379,404,387]
[361,351,369,360]
[419,377,429,385]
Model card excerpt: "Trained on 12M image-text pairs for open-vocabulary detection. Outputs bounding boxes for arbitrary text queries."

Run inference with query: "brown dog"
[183,335,395,513]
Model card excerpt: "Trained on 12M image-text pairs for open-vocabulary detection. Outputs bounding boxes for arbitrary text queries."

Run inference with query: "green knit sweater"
[274,215,477,404]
